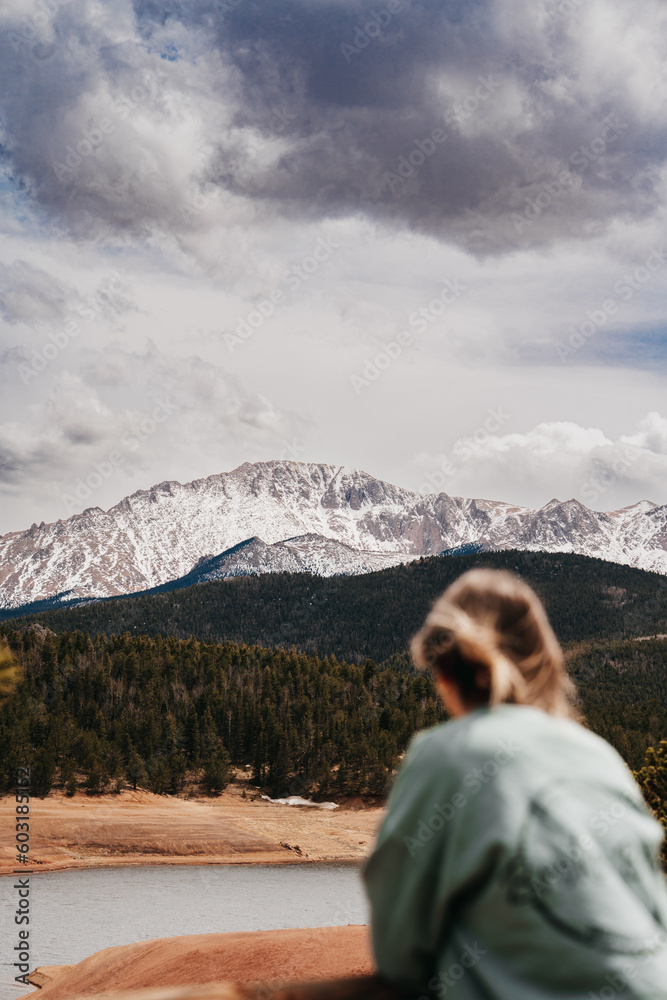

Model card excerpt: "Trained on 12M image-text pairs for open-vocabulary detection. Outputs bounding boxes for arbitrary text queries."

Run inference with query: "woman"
[363,569,667,999]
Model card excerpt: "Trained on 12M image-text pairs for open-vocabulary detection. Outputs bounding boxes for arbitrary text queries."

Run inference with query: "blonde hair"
[411,568,578,718]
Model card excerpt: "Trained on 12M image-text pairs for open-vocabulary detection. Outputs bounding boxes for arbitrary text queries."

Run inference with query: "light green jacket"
[363,705,667,999]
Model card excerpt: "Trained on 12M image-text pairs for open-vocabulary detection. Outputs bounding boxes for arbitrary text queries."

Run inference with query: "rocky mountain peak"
[0,460,665,612]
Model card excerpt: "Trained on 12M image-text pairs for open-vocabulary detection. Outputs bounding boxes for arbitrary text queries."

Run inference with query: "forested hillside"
[6,551,667,663]
[0,627,444,799]
[567,637,667,770]
[385,636,667,772]
[1,624,666,804]
[2,550,666,839]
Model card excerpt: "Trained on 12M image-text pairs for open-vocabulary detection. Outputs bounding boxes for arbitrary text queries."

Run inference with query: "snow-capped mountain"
[147,534,414,592]
[0,461,665,611]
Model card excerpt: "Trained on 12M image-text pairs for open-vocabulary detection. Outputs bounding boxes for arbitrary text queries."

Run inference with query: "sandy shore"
[20,927,375,1000]
[0,785,384,876]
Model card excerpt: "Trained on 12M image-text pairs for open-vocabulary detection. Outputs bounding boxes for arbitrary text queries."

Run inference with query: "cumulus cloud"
[622,410,667,454]
[413,413,667,510]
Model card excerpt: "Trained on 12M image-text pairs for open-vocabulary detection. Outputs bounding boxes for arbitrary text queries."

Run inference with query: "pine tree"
[126,751,148,791]
[148,759,171,795]
[202,748,231,795]
[85,759,108,795]
[32,748,56,798]
[268,733,291,796]
[169,751,187,794]
[59,756,76,790]
[252,732,267,787]
[184,706,201,764]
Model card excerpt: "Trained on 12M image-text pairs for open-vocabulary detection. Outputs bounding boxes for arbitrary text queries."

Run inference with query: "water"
[1,863,369,1000]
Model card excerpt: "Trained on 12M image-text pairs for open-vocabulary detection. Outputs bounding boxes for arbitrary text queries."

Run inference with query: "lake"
[0,863,369,1000]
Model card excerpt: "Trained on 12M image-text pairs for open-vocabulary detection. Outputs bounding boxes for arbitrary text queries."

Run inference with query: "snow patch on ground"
[260,795,339,810]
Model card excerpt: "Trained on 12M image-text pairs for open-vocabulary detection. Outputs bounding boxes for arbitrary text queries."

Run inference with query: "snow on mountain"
[0,461,665,611]
[152,534,415,590]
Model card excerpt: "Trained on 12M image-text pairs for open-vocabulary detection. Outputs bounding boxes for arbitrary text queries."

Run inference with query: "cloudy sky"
[1,0,667,533]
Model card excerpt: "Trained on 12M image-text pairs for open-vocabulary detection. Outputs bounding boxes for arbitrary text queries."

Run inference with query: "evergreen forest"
[5,550,667,661]
[1,550,667,853]
[0,627,444,799]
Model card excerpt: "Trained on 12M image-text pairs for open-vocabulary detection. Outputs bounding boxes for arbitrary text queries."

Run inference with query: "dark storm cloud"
[144,0,667,251]
[1,0,666,251]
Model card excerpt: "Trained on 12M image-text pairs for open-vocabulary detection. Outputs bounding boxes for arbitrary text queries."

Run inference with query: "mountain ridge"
[5,550,667,658]
[0,460,666,611]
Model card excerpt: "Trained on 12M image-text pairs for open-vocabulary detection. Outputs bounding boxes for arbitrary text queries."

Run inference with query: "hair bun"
[410,568,577,717]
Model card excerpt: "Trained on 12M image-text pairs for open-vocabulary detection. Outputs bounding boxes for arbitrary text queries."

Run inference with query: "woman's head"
[411,567,578,718]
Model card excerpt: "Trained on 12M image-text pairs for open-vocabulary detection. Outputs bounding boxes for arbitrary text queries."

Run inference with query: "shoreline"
[0,853,364,878]
[0,787,383,878]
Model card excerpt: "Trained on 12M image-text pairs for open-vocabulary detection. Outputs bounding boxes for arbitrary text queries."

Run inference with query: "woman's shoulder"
[409,704,637,791]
